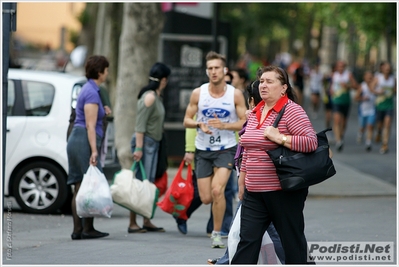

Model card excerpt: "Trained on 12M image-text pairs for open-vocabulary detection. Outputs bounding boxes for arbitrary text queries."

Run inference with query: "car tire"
[13,162,68,214]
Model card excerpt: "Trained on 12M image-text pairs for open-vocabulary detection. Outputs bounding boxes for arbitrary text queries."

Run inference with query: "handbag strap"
[272,104,286,128]
[130,161,147,180]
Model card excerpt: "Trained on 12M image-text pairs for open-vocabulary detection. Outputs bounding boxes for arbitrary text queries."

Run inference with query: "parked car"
[4,68,118,214]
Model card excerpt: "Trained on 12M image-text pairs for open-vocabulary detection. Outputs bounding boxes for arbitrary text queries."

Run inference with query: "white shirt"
[309,69,324,93]
[359,81,376,117]
[195,83,238,151]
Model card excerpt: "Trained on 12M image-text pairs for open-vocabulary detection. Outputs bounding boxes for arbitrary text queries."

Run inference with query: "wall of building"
[15,2,85,52]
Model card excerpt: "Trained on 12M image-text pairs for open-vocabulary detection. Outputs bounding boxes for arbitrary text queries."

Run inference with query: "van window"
[21,80,55,116]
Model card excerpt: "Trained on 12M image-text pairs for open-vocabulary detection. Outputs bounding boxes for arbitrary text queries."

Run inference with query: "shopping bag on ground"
[110,161,159,219]
[76,165,113,218]
[228,205,281,264]
[157,160,193,220]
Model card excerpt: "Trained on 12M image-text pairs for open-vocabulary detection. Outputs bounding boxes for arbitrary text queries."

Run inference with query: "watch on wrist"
[281,135,287,146]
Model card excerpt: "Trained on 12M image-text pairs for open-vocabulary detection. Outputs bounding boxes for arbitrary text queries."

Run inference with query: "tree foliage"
[219,2,396,66]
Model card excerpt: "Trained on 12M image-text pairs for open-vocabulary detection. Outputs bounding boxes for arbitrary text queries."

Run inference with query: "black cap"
[149,62,171,81]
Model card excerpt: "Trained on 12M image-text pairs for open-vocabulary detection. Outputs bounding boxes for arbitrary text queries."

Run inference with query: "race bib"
[201,108,231,147]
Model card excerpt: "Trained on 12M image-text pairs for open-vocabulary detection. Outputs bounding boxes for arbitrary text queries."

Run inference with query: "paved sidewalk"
[308,159,396,197]
[166,157,397,198]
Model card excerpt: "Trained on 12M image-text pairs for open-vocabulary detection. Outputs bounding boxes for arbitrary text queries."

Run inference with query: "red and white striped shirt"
[240,96,317,192]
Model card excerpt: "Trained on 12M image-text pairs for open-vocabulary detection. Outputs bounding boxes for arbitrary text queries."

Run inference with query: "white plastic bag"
[76,165,113,218]
[228,205,281,264]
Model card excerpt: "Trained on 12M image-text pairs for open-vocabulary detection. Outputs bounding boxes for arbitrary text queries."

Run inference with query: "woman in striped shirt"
[231,65,318,264]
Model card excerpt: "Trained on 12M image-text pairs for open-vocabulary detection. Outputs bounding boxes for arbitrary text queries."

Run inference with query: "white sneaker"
[211,232,225,248]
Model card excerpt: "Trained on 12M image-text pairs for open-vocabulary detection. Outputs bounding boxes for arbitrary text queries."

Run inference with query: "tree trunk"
[107,4,123,107]
[77,3,98,57]
[114,3,164,169]
[93,3,123,108]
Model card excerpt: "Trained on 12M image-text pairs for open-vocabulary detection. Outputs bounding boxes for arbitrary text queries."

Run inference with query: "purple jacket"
[234,120,248,170]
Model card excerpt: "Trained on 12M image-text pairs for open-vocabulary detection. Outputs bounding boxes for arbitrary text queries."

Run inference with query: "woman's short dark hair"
[85,55,109,80]
[246,80,262,106]
[259,65,297,103]
[225,72,233,84]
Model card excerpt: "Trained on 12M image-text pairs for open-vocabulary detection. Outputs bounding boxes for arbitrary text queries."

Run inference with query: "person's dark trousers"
[216,202,285,265]
[185,170,202,218]
[231,187,309,265]
[206,171,234,234]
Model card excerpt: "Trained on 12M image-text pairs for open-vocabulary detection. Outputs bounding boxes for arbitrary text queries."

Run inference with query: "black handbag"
[266,105,336,191]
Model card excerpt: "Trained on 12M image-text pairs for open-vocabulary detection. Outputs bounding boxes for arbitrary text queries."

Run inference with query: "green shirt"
[376,86,395,111]
[135,91,164,141]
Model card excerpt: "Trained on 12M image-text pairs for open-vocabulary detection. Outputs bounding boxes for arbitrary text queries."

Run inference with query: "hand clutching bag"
[157,160,193,220]
[266,105,336,191]
[110,161,159,219]
[76,165,113,218]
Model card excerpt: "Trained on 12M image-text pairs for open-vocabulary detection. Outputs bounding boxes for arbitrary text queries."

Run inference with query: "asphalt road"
[2,195,396,265]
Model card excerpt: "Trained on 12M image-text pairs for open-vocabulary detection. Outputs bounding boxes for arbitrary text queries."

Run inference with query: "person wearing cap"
[231,65,317,264]
[128,62,171,233]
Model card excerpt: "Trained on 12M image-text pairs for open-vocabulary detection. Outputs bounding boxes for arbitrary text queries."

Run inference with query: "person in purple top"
[67,55,110,240]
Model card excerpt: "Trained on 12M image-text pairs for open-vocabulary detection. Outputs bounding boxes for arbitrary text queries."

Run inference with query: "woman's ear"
[160,77,168,88]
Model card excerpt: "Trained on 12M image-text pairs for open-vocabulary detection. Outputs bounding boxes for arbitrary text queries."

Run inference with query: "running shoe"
[211,232,225,248]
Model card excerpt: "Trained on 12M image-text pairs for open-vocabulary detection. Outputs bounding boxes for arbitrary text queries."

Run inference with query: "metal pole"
[2,2,17,213]
[211,3,219,52]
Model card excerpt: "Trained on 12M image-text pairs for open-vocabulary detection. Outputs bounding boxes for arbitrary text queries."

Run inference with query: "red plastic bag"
[156,160,193,220]
[154,171,168,197]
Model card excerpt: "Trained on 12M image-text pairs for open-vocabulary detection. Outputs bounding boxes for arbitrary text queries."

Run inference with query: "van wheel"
[13,162,68,214]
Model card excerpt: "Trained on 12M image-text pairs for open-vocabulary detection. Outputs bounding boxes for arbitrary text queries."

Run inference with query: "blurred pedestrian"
[322,64,335,130]
[355,70,377,151]
[330,60,358,151]
[224,71,233,85]
[231,68,250,109]
[67,55,110,240]
[231,65,318,264]
[129,62,171,233]
[309,63,324,119]
[99,86,112,167]
[183,51,247,248]
[293,61,305,107]
[372,61,396,154]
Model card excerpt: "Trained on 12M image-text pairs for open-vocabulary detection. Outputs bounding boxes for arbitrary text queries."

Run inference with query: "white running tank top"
[359,81,376,117]
[196,83,238,151]
[332,70,350,93]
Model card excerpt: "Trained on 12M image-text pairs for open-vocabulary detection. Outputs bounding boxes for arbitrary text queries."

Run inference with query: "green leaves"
[168,195,186,216]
